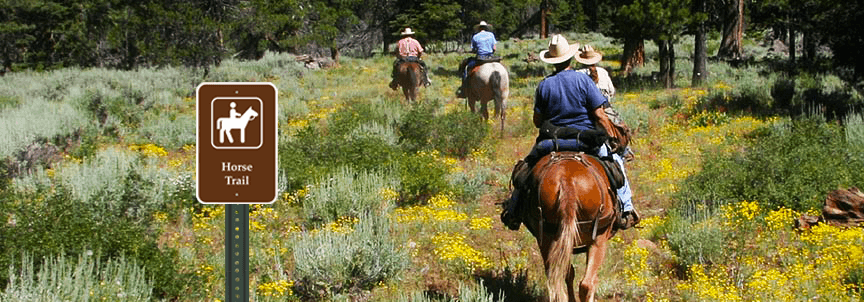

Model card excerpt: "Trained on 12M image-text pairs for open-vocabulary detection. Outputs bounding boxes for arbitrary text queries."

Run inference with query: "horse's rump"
[396,61,422,101]
[527,152,617,246]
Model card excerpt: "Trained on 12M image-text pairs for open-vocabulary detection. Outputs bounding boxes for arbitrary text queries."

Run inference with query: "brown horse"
[520,151,618,302]
[395,61,423,102]
[465,62,509,136]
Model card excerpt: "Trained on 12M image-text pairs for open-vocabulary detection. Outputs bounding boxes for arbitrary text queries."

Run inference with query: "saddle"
[474,55,501,64]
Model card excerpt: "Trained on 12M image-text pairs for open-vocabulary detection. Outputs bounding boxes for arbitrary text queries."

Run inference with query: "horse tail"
[546,180,579,302]
[216,118,222,129]
[490,68,507,136]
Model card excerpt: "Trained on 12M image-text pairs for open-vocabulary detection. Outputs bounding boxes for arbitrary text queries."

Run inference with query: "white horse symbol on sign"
[217,106,258,144]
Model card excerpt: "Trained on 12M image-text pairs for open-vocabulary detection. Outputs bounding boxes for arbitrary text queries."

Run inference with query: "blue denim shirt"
[471,31,496,56]
[534,70,606,131]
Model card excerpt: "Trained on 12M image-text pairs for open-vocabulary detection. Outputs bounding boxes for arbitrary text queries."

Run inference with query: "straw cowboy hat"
[400,28,416,36]
[575,45,602,65]
[539,34,580,64]
[474,21,493,31]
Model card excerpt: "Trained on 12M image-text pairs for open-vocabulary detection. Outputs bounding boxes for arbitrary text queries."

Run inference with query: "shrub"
[846,112,864,150]
[399,151,451,204]
[292,214,408,299]
[13,147,175,219]
[279,100,403,191]
[2,252,152,301]
[399,100,490,158]
[658,201,727,268]
[0,187,194,299]
[302,167,398,224]
[398,101,437,153]
[677,116,864,211]
[396,280,503,302]
[430,111,490,158]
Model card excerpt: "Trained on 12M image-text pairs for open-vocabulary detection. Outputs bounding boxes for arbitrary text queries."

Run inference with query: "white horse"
[217,107,258,144]
[466,62,509,137]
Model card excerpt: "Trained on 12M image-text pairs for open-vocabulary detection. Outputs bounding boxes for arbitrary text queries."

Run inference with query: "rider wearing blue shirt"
[457,21,497,98]
[501,34,640,231]
[534,69,606,131]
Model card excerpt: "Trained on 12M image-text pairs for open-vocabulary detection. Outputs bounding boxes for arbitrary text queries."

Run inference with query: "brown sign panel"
[196,83,278,204]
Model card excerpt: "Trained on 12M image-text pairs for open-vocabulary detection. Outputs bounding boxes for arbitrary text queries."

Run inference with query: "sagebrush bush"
[2,252,152,301]
[396,280,502,302]
[13,147,174,219]
[658,201,727,268]
[677,116,864,211]
[292,214,408,299]
[0,186,194,299]
[302,167,398,224]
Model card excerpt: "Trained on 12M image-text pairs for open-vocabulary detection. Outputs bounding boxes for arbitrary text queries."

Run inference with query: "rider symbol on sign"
[211,97,263,149]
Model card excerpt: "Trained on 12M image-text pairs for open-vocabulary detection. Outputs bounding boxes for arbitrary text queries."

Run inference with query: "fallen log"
[796,187,864,229]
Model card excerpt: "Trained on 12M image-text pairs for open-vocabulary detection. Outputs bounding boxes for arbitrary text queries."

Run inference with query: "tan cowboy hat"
[473,21,493,31]
[575,45,602,65]
[400,28,416,36]
[539,34,580,64]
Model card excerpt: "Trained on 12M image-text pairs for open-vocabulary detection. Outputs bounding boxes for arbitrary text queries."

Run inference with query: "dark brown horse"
[520,151,618,302]
[395,61,423,102]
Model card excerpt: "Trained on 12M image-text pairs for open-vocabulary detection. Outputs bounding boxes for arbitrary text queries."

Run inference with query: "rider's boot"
[501,160,531,230]
[456,78,467,98]
[616,209,641,230]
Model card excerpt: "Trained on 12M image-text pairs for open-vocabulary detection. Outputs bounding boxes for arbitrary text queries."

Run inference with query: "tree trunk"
[584,0,599,32]
[540,3,549,39]
[657,40,675,88]
[717,0,744,61]
[789,26,796,70]
[692,0,708,86]
[621,35,644,76]
[330,47,340,62]
[803,30,817,61]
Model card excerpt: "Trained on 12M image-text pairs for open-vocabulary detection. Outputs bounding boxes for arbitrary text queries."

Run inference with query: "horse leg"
[564,263,578,302]
[579,234,609,302]
[220,129,225,143]
[480,100,489,120]
[467,97,476,113]
[240,128,245,143]
[225,129,234,143]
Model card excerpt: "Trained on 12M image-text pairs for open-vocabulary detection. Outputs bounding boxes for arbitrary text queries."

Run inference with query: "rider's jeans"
[597,144,634,212]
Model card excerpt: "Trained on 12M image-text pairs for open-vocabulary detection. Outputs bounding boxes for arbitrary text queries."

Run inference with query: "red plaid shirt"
[397,37,423,58]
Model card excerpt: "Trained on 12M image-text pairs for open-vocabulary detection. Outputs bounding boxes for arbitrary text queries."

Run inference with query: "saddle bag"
[595,156,625,190]
[537,120,608,147]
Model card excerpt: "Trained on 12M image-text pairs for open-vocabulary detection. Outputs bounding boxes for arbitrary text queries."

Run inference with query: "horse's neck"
[241,109,255,120]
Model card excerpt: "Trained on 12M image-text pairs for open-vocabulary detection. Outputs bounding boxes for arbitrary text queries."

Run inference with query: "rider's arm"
[589,107,617,141]
[533,112,544,129]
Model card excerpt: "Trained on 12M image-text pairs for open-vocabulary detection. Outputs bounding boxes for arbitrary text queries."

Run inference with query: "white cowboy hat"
[400,28,415,36]
[474,21,493,31]
[539,34,580,64]
[575,45,602,65]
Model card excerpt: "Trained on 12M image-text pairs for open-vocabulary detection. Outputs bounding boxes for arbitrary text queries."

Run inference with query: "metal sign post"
[196,82,277,301]
[225,204,249,301]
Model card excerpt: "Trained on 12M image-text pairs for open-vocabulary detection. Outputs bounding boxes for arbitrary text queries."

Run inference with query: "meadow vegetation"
[1,34,863,301]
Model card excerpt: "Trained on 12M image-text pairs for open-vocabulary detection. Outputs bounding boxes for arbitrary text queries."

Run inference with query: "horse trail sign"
[196,82,278,204]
